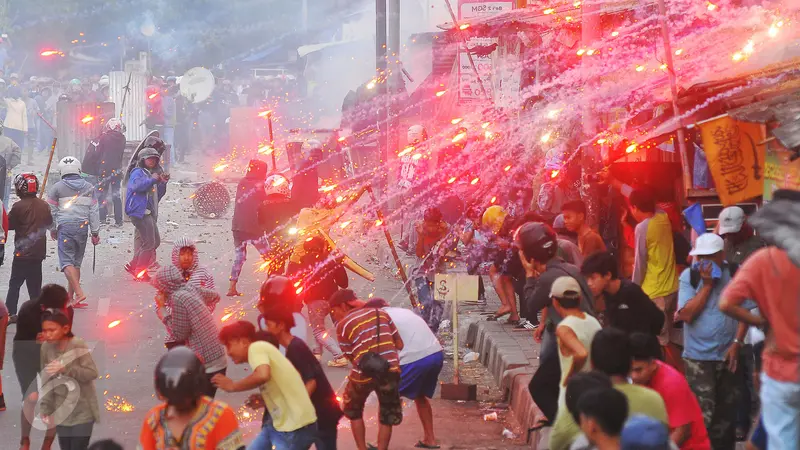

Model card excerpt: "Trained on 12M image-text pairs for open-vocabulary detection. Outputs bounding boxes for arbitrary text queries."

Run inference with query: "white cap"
[550,276,582,299]
[717,206,745,235]
[690,233,725,256]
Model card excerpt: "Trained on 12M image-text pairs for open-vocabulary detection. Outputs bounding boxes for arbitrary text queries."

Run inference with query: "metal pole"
[376,0,388,195]
[442,0,490,100]
[452,294,460,383]
[386,0,401,206]
[658,0,692,193]
[581,0,601,226]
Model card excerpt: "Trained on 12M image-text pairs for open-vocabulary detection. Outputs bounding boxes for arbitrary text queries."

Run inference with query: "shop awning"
[729,90,800,150]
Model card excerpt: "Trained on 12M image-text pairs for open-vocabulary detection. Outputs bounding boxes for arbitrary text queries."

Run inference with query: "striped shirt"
[336,307,403,383]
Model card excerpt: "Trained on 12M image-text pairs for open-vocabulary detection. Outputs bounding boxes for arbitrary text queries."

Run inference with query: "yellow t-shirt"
[634,212,678,299]
[248,341,317,432]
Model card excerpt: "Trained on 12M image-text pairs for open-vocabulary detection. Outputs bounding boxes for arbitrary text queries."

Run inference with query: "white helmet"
[407,125,427,144]
[58,156,82,176]
[265,174,290,198]
[98,75,109,87]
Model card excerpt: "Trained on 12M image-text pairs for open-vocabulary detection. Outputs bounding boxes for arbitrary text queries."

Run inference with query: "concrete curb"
[467,321,548,449]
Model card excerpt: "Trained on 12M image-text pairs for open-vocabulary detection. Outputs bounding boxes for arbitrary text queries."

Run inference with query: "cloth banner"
[698,116,765,206]
[763,141,800,202]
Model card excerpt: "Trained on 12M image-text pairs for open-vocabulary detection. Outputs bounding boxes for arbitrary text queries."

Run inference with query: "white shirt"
[384,307,443,365]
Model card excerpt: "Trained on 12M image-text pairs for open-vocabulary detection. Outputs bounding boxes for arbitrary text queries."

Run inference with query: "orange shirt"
[721,247,800,383]
[140,397,245,450]
[578,228,606,257]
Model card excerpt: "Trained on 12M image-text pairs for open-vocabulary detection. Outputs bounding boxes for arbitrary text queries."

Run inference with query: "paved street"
[0,157,528,449]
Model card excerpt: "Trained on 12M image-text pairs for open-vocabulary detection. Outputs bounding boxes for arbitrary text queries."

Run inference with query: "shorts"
[399,351,444,400]
[343,371,403,426]
[57,222,89,270]
[13,341,40,398]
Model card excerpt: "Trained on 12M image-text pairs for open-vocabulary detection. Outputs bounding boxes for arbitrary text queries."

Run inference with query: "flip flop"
[415,442,441,449]
[72,301,89,309]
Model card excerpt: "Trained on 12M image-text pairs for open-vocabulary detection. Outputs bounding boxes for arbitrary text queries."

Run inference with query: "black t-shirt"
[285,337,343,429]
[604,280,665,336]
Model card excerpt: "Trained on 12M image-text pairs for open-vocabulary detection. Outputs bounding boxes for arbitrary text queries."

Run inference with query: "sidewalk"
[463,285,547,449]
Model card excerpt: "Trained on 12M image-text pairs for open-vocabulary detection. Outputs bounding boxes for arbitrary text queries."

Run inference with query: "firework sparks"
[105,396,135,413]
[257,145,273,155]
[213,163,229,173]
[107,320,121,329]
[221,313,234,322]
[81,115,94,124]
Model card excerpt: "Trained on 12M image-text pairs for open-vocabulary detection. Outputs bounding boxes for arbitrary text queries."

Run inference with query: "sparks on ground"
[107,320,121,329]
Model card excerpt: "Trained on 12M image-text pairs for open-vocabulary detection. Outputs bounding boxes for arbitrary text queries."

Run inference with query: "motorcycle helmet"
[14,173,39,197]
[407,125,427,144]
[258,275,298,312]
[58,156,82,176]
[104,117,126,134]
[154,347,206,413]
[482,205,507,234]
[514,222,558,263]
[265,174,290,198]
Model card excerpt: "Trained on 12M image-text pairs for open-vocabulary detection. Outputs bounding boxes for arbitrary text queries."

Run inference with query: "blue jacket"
[125,167,159,218]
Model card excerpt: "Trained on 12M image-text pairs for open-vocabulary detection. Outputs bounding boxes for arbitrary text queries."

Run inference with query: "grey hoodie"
[46,174,100,234]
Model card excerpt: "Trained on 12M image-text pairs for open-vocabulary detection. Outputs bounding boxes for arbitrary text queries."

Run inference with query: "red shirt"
[721,247,800,383]
[647,360,711,450]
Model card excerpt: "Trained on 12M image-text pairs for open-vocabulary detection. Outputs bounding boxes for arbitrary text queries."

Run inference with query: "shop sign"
[457,1,514,104]
[698,116,765,206]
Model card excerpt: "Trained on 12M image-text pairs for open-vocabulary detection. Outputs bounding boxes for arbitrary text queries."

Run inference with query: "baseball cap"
[717,206,745,235]
[621,415,670,450]
[550,276,581,299]
[689,233,724,256]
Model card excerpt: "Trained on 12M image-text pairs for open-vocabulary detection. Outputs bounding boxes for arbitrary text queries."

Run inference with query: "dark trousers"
[736,344,758,434]
[6,257,43,315]
[99,177,123,225]
[204,367,227,398]
[56,422,94,450]
[528,329,560,422]
[315,423,338,450]
[130,215,160,270]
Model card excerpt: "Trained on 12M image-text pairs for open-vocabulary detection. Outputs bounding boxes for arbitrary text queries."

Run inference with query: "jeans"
[204,367,226,398]
[315,424,338,450]
[250,419,318,450]
[98,177,122,225]
[760,372,800,450]
[414,276,443,332]
[3,173,9,206]
[306,299,343,358]
[230,231,270,281]
[56,422,94,450]
[5,257,43,315]
[130,215,160,270]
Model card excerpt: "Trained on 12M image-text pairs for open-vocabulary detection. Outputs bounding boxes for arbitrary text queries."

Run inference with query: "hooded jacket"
[84,130,126,179]
[232,160,269,235]
[125,166,163,219]
[153,265,225,370]
[46,174,100,233]
[171,237,217,301]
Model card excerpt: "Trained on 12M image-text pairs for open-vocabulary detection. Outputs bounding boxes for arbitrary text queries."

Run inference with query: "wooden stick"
[39,137,58,198]
[366,186,419,308]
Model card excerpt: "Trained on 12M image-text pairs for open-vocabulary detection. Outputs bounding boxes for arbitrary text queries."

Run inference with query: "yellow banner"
[698,116,765,206]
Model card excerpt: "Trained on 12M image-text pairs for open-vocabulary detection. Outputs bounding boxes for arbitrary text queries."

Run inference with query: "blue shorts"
[57,222,89,270]
[399,351,444,400]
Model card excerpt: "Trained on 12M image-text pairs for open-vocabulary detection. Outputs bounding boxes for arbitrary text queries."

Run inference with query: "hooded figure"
[152,265,226,391]
[125,148,167,280]
[171,236,216,295]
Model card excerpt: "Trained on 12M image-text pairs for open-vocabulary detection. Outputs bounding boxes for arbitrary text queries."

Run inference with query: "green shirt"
[549,382,669,450]
[40,337,101,427]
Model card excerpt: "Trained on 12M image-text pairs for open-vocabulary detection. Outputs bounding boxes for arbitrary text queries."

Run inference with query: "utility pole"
[376,0,388,194]
[658,0,692,193]
[386,0,401,207]
[581,1,602,226]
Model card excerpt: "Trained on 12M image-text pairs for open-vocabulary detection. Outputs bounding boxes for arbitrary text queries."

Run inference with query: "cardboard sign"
[434,274,479,302]
[698,116,765,206]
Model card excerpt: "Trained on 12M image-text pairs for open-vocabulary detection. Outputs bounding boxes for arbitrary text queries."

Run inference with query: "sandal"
[415,442,441,449]
[72,301,89,309]
[527,418,552,443]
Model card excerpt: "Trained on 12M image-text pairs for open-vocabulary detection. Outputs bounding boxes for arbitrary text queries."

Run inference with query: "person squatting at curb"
[151,265,226,392]
[46,157,100,309]
[39,308,100,450]
[125,148,169,281]
[6,173,52,322]
[139,347,245,450]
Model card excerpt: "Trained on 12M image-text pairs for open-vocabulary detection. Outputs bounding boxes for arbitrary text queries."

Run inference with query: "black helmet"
[14,173,39,197]
[154,347,206,413]
[515,222,558,263]
[141,135,167,155]
[258,275,298,312]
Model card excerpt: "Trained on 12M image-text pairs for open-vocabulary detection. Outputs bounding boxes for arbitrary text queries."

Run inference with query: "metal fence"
[109,71,148,142]
[55,101,116,160]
